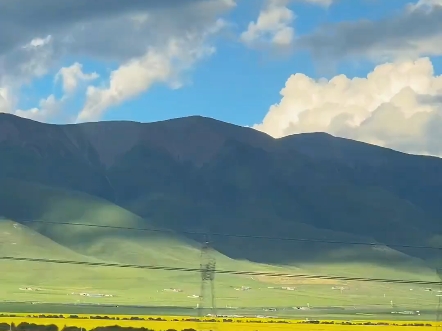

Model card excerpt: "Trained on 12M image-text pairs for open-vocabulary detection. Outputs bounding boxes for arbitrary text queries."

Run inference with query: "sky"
[0,0,442,156]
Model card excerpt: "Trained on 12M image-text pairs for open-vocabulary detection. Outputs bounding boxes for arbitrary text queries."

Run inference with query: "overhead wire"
[1,255,442,286]
[17,219,442,251]
[5,219,442,291]
[4,219,442,318]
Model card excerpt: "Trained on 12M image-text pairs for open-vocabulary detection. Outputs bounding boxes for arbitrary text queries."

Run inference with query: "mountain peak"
[69,115,274,167]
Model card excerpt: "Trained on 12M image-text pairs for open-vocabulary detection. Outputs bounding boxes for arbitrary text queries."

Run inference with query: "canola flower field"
[0,313,441,330]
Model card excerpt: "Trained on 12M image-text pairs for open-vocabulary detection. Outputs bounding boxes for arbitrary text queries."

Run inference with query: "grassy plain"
[0,179,441,318]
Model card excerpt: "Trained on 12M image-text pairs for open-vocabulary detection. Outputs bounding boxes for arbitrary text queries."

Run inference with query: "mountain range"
[1,112,441,278]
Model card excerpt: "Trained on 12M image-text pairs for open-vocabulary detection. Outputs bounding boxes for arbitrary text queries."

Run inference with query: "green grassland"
[0,178,440,318]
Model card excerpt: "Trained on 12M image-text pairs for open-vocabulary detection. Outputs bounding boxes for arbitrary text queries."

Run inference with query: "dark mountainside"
[0,113,441,266]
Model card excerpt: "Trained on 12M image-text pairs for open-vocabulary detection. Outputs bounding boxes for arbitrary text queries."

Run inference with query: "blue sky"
[113,0,442,129]
[0,0,442,156]
[17,0,418,126]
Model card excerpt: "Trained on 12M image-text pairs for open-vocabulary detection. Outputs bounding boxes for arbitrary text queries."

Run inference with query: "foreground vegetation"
[0,314,439,331]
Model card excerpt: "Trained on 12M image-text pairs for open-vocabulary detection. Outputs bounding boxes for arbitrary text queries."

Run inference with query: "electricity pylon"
[198,236,217,318]
[436,266,442,324]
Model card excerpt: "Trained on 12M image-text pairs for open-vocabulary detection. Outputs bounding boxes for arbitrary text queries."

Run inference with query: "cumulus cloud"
[15,94,62,122]
[239,0,331,51]
[297,0,442,61]
[55,63,99,95]
[12,61,96,122]
[254,57,442,156]
[241,0,295,48]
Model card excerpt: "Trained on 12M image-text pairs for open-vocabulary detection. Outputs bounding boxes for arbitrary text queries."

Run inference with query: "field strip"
[0,313,440,330]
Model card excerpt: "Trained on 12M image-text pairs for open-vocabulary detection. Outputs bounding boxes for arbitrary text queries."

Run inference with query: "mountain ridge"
[1,113,442,268]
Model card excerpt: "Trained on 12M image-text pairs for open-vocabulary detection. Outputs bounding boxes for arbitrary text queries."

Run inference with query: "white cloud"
[410,0,442,10]
[3,60,97,122]
[77,20,225,122]
[0,0,235,122]
[0,34,56,89]
[254,57,442,156]
[15,94,62,122]
[25,35,53,49]
[0,87,13,114]
[241,0,295,48]
[55,63,99,95]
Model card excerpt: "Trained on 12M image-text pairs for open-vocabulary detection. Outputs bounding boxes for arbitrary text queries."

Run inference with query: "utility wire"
[19,219,442,251]
[2,255,442,286]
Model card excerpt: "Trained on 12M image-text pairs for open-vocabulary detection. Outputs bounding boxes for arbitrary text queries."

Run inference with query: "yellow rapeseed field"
[0,314,440,330]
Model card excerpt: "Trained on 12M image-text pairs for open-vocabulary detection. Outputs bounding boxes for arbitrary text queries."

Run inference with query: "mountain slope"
[280,133,442,234]
[0,113,441,269]
[107,136,438,264]
[0,178,205,264]
[0,113,114,201]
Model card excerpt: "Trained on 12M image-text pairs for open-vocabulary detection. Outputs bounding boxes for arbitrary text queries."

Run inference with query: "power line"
[1,255,442,286]
[199,236,216,317]
[19,219,442,251]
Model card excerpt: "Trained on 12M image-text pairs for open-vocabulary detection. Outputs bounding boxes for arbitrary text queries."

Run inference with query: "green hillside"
[0,169,437,277]
[0,179,266,306]
[1,114,442,314]
[0,177,257,269]
[0,176,438,312]
[0,219,113,302]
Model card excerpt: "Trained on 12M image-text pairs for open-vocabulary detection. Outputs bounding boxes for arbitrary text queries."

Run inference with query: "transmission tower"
[198,236,217,318]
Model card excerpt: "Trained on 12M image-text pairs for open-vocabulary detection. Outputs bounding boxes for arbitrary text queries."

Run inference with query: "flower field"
[0,314,440,331]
